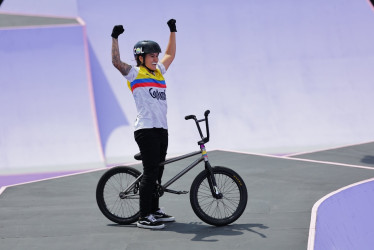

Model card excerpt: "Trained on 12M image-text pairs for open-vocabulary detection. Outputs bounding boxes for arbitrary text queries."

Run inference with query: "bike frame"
[160,150,202,188]
[122,110,222,198]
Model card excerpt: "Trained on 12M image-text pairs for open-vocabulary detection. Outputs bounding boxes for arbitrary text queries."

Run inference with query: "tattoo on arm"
[112,38,132,76]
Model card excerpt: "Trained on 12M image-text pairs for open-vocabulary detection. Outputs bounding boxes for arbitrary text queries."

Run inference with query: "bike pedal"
[164,189,189,195]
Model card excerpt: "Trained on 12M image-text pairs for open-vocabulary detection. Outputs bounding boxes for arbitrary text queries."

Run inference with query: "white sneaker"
[136,214,165,229]
[153,208,175,222]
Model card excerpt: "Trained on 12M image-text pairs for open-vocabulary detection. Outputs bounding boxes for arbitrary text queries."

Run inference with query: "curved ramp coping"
[309,178,374,249]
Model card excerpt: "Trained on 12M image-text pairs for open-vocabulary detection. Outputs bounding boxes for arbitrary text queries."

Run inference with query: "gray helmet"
[133,40,162,57]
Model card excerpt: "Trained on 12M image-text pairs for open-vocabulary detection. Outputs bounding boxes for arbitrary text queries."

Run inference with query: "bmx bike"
[96,110,248,226]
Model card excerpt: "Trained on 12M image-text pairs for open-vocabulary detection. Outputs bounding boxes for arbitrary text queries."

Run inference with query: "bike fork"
[201,145,223,199]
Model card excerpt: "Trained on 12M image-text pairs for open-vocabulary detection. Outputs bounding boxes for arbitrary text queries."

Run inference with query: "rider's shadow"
[361,155,374,165]
[162,222,268,242]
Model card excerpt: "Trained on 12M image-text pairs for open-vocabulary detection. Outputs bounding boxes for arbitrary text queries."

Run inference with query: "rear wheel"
[190,166,247,226]
[96,166,141,224]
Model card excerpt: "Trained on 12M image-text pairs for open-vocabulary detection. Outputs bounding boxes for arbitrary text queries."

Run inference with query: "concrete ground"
[2,144,374,250]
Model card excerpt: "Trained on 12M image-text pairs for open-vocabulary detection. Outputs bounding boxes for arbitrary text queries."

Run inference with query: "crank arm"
[164,188,189,195]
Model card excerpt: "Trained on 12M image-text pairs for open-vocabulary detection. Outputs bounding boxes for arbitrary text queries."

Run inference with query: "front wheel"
[96,166,141,225]
[190,166,247,226]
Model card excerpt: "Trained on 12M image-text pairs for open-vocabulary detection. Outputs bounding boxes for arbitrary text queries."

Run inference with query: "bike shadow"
[162,222,268,242]
[107,222,268,242]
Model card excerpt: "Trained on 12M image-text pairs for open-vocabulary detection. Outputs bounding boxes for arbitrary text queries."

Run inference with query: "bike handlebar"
[185,115,196,120]
[185,110,210,145]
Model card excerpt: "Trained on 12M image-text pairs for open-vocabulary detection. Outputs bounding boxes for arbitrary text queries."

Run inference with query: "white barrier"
[1,0,374,170]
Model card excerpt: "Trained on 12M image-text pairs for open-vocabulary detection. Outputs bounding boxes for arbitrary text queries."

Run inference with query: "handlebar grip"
[204,110,210,117]
[185,115,196,120]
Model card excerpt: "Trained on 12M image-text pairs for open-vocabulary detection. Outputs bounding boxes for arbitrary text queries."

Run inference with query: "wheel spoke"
[196,171,243,221]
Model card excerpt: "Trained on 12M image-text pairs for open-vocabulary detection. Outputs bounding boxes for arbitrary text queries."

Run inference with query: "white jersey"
[124,63,167,131]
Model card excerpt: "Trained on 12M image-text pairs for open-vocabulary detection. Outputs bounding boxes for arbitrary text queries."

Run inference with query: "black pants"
[134,128,168,217]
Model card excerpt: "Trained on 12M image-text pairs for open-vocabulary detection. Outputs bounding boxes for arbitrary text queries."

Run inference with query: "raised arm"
[161,19,177,71]
[111,25,132,76]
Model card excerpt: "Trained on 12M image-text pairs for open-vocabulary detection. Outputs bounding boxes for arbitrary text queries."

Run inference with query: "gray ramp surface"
[290,141,374,168]
[1,150,374,250]
[0,13,79,28]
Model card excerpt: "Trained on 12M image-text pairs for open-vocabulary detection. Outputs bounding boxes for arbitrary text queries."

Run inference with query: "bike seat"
[134,152,142,161]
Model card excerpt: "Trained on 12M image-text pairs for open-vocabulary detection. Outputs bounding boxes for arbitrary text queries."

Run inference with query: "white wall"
[78,0,374,161]
[1,0,374,171]
[1,0,78,17]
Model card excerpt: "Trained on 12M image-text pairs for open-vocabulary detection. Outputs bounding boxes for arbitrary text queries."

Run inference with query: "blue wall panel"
[0,24,104,172]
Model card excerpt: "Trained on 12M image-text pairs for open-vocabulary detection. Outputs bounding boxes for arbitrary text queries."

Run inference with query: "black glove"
[111,25,124,39]
[167,19,177,32]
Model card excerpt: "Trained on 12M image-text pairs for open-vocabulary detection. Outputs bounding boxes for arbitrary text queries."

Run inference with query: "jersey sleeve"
[124,66,139,82]
[157,62,166,75]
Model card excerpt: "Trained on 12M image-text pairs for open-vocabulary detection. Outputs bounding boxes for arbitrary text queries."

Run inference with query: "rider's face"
[140,53,159,71]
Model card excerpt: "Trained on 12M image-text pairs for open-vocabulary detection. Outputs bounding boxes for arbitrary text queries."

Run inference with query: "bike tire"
[190,166,247,226]
[96,166,141,225]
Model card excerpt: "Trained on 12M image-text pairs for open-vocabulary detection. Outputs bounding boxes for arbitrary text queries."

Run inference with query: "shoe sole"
[136,222,165,229]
